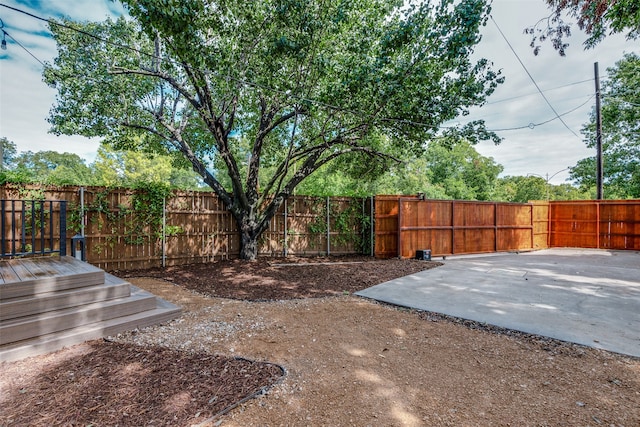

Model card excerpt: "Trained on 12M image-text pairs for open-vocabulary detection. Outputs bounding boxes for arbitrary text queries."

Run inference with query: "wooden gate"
[550,200,640,250]
[375,196,535,259]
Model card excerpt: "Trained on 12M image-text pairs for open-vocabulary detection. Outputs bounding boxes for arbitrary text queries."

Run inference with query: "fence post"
[397,199,403,258]
[39,200,45,255]
[326,196,330,256]
[370,196,374,257]
[494,202,498,252]
[283,199,288,257]
[79,187,85,236]
[162,196,166,267]
[451,200,455,255]
[596,201,601,249]
[1,201,5,257]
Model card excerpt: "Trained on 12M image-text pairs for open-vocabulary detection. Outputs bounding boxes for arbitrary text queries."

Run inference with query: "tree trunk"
[234,195,287,261]
[239,229,258,260]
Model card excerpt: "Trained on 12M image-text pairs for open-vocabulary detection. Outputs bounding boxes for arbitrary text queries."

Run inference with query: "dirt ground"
[1,257,639,426]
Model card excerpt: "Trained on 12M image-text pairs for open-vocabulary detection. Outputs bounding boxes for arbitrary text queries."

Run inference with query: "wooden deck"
[0,256,103,284]
[0,256,181,362]
[0,257,105,300]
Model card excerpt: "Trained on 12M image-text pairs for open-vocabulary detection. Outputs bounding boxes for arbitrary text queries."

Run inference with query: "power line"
[0,2,150,60]
[488,95,594,132]
[485,79,593,105]
[1,29,46,67]
[489,15,581,140]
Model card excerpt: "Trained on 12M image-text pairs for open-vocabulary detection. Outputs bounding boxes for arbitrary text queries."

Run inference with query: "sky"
[0,0,637,185]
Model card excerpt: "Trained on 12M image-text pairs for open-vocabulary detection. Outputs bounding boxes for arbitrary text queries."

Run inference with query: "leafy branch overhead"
[44,0,503,259]
[526,0,640,56]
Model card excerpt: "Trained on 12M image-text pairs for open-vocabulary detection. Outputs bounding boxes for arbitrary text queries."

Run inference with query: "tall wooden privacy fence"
[376,196,640,258]
[544,200,640,250]
[375,196,536,258]
[0,185,372,270]
[3,185,638,267]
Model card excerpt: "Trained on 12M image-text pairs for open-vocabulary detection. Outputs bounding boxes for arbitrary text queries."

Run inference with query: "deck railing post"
[59,201,67,256]
[1,200,5,257]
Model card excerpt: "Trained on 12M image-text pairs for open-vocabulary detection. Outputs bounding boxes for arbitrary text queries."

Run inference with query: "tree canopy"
[44,0,504,259]
[297,138,502,199]
[569,53,640,198]
[422,138,502,200]
[527,0,640,55]
[92,144,203,189]
[0,148,93,185]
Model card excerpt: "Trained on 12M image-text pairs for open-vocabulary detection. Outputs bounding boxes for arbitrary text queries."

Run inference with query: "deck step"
[0,257,182,362]
[0,277,131,321]
[0,289,181,362]
[0,286,158,345]
[0,257,105,300]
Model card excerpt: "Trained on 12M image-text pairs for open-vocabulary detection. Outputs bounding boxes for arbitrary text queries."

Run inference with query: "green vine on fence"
[74,183,182,253]
[124,182,173,244]
[307,197,371,254]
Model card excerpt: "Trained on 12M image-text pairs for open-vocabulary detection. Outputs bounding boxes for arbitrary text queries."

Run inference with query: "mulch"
[1,256,440,427]
[1,340,285,427]
[117,256,441,301]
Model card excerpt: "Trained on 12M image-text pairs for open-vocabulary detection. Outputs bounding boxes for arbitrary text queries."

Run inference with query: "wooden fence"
[376,197,640,258]
[375,196,535,258]
[4,184,637,267]
[547,200,640,250]
[0,185,372,270]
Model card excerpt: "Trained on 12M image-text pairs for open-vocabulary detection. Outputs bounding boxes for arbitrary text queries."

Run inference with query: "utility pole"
[594,62,603,200]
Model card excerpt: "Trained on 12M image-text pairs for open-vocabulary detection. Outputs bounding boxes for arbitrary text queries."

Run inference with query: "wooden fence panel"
[453,201,496,254]
[531,201,550,249]
[377,197,534,259]
[1,185,370,270]
[401,199,454,258]
[550,200,640,250]
[598,202,640,250]
[374,195,416,258]
[496,203,535,252]
[550,201,598,248]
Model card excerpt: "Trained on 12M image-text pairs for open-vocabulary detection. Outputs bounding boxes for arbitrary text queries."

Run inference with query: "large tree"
[569,53,640,198]
[44,0,503,259]
[527,0,640,55]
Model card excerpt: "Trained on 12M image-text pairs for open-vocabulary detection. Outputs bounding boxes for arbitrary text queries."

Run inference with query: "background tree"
[44,0,503,259]
[1,137,18,171]
[548,183,592,200]
[569,53,640,198]
[8,150,93,185]
[527,0,640,55]
[423,139,503,200]
[92,144,202,188]
[492,175,548,202]
[296,154,450,197]
[296,137,502,199]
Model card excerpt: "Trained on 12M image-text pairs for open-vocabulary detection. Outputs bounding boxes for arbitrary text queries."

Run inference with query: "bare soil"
[1,257,639,427]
